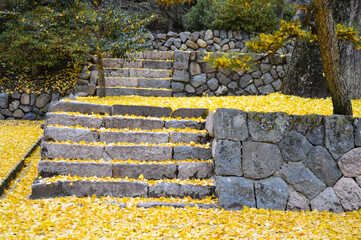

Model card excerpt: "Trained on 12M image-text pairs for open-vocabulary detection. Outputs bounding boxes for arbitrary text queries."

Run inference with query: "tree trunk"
[96,53,106,98]
[282,0,361,100]
[313,0,352,116]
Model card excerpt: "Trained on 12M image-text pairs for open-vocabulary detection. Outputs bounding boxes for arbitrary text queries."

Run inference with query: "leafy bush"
[184,0,214,31]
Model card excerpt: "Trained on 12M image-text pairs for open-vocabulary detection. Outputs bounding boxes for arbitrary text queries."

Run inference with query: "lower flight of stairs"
[30,101,216,206]
[100,51,173,97]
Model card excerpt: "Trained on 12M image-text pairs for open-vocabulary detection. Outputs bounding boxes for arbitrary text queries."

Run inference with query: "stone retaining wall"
[207,108,361,212]
[0,92,60,120]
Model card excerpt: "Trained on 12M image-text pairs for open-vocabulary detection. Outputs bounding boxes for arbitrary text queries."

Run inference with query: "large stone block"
[333,177,361,211]
[214,108,248,141]
[278,131,313,162]
[173,146,212,160]
[338,148,361,177]
[134,88,172,97]
[149,182,213,199]
[177,162,214,179]
[165,120,205,130]
[30,179,63,199]
[44,127,99,143]
[45,113,103,129]
[242,141,283,179]
[173,51,190,70]
[305,146,342,187]
[49,101,111,115]
[105,145,172,161]
[38,161,112,177]
[325,115,354,159]
[138,78,171,89]
[171,108,209,119]
[248,112,292,143]
[286,189,310,212]
[35,93,51,109]
[191,74,207,88]
[280,162,326,200]
[104,117,164,130]
[214,140,242,176]
[0,92,9,108]
[41,142,104,160]
[293,114,324,145]
[310,187,343,213]
[170,132,209,144]
[216,177,255,210]
[255,177,289,210]
[113,163,177,180]
[172,69,190,83]
[111,105,172,118]
[354,118,361,147]
[105,77,138,87]
[100,131,169,144]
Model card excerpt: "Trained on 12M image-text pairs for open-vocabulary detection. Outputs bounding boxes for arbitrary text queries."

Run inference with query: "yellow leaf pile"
[74,93,361,117]
[0,121,43,182]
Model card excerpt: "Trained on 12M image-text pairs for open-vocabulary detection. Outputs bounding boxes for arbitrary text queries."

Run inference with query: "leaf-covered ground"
[74,93,361,117]
[0,121,43,182]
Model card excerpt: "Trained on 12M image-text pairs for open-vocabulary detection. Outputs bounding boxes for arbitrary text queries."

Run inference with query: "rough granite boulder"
[248,112,292,143]
[242,141,283,179]
[0,92,9,109]
[333,177,361,212]
[354,118,361,146]
[177,162,214,179]
[310,187,343,213]
[214,140,242,176]
[325,115,354,159]
[255,177,289,210]
[173,51,190,70]
[280,162,326,200]
[216,177,256,210]
[338,148,361,177]
[214,108,248,141]
[293,114,324,145]
[286,189,310,212]
[305,146,342,187]
[278,130,313,162]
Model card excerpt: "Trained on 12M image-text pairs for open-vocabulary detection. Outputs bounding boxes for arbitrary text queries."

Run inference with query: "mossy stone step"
[104,77,171,89]
[97,87,172,97]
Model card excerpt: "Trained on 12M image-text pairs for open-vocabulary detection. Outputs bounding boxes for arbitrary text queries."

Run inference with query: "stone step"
[136,202,217,209]
[96,87,172,97]
[104,68,171,78]
[105,77,171,89]
[103,59,173,69]
[30,178,214,199]
[46,113,205,131]
[143,51,173,60]
[41,142,212,161]
[38,160,214,180]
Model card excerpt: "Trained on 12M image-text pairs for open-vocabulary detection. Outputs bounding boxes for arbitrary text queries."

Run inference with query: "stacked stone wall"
[207,109,361,212]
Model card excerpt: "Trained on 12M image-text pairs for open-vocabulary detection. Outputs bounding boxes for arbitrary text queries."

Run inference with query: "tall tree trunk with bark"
[313,0,352,115]
[96,53,106,98]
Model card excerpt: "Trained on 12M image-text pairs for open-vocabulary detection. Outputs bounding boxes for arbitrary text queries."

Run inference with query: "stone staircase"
[30,101,216,207]
[100,51,173,97]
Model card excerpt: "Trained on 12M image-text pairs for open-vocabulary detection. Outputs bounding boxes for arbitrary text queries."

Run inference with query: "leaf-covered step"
[97,87,172,97]
[105,77,171,89]
[136,202,217,209]
[104,68,171,78]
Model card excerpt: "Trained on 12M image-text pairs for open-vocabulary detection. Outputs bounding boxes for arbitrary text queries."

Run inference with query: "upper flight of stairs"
[100,51,173,97]
[30,101,215,206]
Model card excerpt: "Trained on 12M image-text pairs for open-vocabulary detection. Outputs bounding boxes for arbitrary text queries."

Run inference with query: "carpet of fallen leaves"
[0,121,43,182]
[0,147,360,239]
[74,92,361,117]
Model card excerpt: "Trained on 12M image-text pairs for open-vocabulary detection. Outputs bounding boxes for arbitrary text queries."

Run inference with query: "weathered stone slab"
[325,115,354,159]
[286,189,310,211]
[242,141,283,179]
[171,108,209,119]
[100,131,169,144]
[248,112,292,143]
[105,145,172,161]
[45,113,103,129]
[172,69,190,82]
[338,148,361,177]
[143,51,173,60]
[49,101,111,115]
[102,58,122,67]
[61,180,148,198]
[310,187,343,213]
[173,146,212,160]
[165,120,205,130]
[205,112,215,137]
[170,132,209,144]
[44,127,99,143]
[113,163,177,180]
[129,69,171,78]
[105,77,138,87]
[134,88,172,97]
[333,177,361,211]
[177,162,214,179]
[149,182,213,199]
[354,118,361,147]
[102,88,135,96]
[137,202,217,209]
[255,177,289,210]
[293,114,324,145]
[111,105,172,118]
[305,146,342,186]
[38,161,112,177]
[41,142,104,160]
[280,162,326,199]
[30,179,63,199]
[278,131,313,162]
[76,86,96,95]
[104,117,164,130]
[214,108,248,141]
[143,60,172,69]
[214,140,242,176]
[173,51,190,69]
[216,177,255,210]
[0,92,9,109]
[138,78,171,89]
[104,68,129,77]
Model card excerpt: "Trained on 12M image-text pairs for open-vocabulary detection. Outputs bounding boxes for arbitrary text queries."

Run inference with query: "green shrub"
[184,0,214,31]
